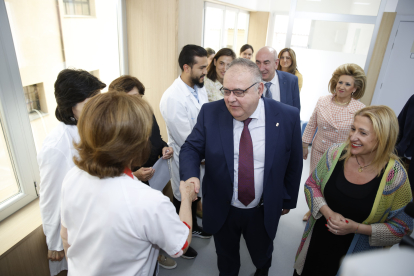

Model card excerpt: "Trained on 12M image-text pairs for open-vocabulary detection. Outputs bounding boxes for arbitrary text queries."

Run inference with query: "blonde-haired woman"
[277,48,303,92]
[294,105,413,276]
[302,63,366,220]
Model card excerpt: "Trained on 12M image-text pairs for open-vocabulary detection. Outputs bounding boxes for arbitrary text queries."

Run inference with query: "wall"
[247,11,269,60]
[177,0,204,73]
[360,12,396,106]
[126,0,179,140]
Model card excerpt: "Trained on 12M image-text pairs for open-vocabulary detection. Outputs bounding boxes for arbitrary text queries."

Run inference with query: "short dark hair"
[207,48,236,82]
[54,69,106,125]
[178,44,207,71]
[74,93,153,178]
[240,44,254,55]
[205,47,215,56]
[109,75,145,95]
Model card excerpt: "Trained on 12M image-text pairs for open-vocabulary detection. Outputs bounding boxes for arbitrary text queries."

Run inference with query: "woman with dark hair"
[240,44,254,60]
[205,47,216,66]
[204,48,236,102]
[277,48,303,92]
[109,76,173,183]
[37,69,105,276]
[109,76,177,270]
[60,93,195,275]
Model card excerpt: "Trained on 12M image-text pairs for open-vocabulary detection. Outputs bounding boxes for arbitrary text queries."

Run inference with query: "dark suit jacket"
[179,98,303,239]
[396,94,414,158]
[276,70,301,111]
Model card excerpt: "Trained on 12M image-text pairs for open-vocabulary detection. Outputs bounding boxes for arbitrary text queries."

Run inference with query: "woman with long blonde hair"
[294,105,413,276]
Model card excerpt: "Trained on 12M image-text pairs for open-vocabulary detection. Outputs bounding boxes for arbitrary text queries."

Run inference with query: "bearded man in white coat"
[160,44,212,259]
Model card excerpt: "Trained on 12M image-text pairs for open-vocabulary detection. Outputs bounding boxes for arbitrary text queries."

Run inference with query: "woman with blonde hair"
[60,93,196,276]
[277,48,303,92]
[294,105,413,276]
[302,63,366,220]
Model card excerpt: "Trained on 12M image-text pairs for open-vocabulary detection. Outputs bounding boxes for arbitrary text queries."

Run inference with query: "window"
[203,2,250,53]
[63,0,91,16]
[1,0,122,220]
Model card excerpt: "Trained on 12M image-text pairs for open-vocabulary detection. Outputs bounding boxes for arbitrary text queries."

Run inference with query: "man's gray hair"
[227,58,262,83]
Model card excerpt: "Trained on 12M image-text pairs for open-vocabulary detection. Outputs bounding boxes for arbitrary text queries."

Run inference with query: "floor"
[159,157,312,276]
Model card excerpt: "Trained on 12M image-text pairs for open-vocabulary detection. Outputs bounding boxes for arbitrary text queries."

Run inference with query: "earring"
[70,117,76,122]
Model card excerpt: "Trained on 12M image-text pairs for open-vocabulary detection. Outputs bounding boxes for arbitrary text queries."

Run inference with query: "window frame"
[0,0,40,221]
[203,2,250,52]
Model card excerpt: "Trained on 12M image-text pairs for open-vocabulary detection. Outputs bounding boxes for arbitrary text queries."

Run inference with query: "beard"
[191,74,205,88]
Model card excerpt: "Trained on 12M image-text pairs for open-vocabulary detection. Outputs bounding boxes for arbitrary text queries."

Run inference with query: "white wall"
[294,48,367,121]
[396,0,414,15]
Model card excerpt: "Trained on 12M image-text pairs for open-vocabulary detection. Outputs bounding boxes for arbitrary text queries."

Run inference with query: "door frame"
[371,15,414,106]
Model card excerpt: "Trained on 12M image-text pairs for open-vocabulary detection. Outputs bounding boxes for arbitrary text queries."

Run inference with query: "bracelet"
[355,223,360,234]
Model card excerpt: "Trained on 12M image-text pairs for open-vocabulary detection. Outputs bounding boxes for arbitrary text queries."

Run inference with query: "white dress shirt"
[232,98,266,208]
[61,166,189,276]
[263,71,281,102]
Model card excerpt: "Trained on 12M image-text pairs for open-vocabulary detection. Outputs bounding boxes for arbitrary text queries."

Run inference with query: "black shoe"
[181,246,198,259]
[192,227,212,239]
[254,268,269,276]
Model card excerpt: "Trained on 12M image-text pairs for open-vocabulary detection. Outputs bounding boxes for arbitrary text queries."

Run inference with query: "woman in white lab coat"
[37,69,105,276]
[60,93,195,276]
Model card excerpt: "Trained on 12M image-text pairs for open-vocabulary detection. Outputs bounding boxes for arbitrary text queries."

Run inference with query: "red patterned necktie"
[238,118,255,206]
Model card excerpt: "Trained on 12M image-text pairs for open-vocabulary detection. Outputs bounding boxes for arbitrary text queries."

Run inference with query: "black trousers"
[173,196,201,231]
[213,205,273,276]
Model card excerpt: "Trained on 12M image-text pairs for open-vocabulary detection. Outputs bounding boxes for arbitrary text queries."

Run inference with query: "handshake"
[179,177,200,202]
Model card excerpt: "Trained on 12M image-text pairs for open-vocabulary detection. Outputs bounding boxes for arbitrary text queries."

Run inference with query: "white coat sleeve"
[162,97,193,148]
[38,147,72,251]
[138,194,189,257]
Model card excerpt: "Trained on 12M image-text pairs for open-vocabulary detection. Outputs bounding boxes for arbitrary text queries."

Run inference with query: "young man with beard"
[160,44,212,260]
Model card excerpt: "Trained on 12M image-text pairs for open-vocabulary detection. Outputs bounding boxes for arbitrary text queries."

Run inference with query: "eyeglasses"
[220,82,259,97]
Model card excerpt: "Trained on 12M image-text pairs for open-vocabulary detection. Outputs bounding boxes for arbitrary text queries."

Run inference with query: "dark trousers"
[213,205,273,276]
[173,196,201,231]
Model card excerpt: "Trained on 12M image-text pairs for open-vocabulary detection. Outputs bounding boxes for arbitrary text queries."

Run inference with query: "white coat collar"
[175,76,203,110]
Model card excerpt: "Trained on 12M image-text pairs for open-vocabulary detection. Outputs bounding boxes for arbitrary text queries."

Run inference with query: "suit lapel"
[219,104,235,183]
[321,96,338,129]
[263,98,280,188]
[277,70,287,104]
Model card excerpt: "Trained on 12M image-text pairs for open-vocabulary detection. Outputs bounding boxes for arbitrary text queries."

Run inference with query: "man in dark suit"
[255,46,300,110]
[179,58,303,276]
[396,94,414,192]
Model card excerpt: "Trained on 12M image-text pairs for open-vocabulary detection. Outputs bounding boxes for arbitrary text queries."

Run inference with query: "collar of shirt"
[233,98,265,127]
[265,70,279,87]
[183,81,199,101]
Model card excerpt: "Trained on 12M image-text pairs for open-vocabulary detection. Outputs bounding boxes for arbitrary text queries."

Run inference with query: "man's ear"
[183,64,191,74]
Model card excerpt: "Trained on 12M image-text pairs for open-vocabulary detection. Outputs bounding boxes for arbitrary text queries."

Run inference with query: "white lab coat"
[61,166,189,276]
[37,122,80,276]
[159,76,208,201]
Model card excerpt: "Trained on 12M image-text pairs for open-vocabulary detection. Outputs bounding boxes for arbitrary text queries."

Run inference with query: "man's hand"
[48,250,65,262]
[180,178,198,202]
[133,167,155,182]
[281,209,290,215]
[162,147,173,159]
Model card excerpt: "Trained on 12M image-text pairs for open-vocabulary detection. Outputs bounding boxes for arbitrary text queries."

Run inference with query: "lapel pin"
[276,123,279,127]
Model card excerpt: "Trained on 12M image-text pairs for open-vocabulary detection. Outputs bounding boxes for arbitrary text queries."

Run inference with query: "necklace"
[355,156,371,173]
[334,95,350,106]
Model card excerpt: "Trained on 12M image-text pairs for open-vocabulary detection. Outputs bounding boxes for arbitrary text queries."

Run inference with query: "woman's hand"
[162,147,173,159]
[326,217,358,235]
[48,250,65,262]
[133,167,155,181]
[302,143,309,160]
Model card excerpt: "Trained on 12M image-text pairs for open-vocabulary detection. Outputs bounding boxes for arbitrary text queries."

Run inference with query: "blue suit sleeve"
[179,105,206,181]
[283,111,303,209]
[292,76,301,111]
